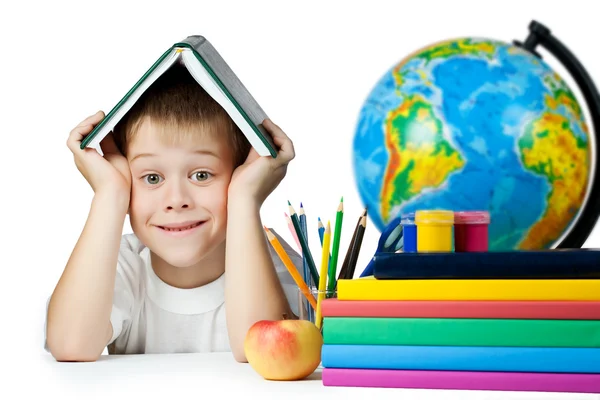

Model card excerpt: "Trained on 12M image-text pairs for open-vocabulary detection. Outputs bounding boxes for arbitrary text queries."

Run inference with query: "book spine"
[320,299,600,319]
[321,344,600,373]
[336,279,600,300]
[322,317,600,347]
[373,251,600,279]
[322,368,600,392]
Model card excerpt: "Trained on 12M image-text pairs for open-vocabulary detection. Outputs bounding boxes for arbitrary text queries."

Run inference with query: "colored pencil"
[316,221,332,330]
[337,208,367,282]
[288,201,320,286]
[265,227,317,310]
[284,212,302,252]
[318,217,325,245]
[345,215,367,279]
[298,203,313,322]
[327,197,344,293]
[299,203,310,285]
[318,217,332,263]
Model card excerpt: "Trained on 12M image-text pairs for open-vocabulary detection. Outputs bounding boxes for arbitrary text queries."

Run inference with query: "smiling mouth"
[158,221,204,232]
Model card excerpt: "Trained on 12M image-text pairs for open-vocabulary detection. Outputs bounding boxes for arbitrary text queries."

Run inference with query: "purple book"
[322,368,600,393]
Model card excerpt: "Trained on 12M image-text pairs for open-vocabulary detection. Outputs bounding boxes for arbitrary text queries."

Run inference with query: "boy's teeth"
[166,227,188,231]
[164,222,201,231]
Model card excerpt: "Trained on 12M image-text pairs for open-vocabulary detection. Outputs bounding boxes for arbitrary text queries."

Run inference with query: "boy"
[44,62,300,362]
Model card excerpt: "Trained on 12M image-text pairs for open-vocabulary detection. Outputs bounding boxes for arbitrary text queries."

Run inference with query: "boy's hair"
[113,62,251,168]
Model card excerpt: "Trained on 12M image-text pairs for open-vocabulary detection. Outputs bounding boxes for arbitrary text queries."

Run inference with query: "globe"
[353,38,592,251]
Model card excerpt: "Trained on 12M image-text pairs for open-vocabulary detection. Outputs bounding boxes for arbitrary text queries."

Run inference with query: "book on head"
[80,35,277,157]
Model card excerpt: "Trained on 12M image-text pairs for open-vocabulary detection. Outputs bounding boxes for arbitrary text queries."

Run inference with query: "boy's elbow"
[52,350,101,362]
[49,346,102,362]
[47,335,102,362]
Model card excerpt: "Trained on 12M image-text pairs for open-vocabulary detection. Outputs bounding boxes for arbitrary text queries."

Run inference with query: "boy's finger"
[262,119,295,161]
[263,119,288,138]
[274,135,295,162]
[68,110,104,153]
[76,110,105,128]
[67,124,94,153]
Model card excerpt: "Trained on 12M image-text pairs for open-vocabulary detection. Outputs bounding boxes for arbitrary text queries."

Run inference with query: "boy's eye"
[143,174,163,185]
[192,171,211,181]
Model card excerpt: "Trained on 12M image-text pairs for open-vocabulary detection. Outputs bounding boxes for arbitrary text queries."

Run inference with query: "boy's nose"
[164,181,193,210]
[167,203,188,210]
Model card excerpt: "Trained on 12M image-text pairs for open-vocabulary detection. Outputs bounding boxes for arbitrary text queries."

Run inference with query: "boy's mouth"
[157,221,204,232]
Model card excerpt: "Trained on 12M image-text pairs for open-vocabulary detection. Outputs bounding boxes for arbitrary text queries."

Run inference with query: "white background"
[3,0,600,399]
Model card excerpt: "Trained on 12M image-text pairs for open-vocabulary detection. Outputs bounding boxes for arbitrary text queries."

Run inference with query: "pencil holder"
[400,212,417,252]
[415,210,454,252]
[454,211,490,252]
[297,287,336,324]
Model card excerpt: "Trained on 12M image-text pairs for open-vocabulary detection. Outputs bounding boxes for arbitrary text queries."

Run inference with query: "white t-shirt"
[44,230,305,355]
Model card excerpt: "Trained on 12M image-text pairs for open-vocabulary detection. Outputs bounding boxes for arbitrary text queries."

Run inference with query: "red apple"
[244,315,323,380]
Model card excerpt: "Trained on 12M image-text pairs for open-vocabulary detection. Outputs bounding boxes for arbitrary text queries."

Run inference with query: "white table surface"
[13,352,598,400]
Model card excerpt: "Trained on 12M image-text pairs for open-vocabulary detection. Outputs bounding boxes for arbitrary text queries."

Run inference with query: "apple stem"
[282,313,289,320]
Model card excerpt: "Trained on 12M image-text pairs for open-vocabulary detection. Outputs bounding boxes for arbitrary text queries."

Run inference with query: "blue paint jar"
[401,212,417,252]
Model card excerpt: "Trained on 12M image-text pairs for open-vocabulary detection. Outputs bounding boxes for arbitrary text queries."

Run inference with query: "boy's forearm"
[46,190,128,361]
[225,198,293,362]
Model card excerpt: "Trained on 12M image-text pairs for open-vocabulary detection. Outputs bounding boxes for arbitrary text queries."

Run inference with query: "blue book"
[321,344,600,373]
[373,249,600,279]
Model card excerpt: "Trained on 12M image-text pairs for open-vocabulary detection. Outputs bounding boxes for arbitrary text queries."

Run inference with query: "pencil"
[299,203,310,285]
[327,197,344,294]
[318,216,332,262]
[298,203,312,321]
[318,217,325,245]
[316,221,331,330]
[284,212,302,252]
[288,201,320,286]
[345,215,367,279]
[337,207,367,282]
[265,227,317,310]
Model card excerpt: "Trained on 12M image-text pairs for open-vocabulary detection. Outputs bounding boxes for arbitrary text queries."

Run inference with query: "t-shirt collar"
[142,247,226,315]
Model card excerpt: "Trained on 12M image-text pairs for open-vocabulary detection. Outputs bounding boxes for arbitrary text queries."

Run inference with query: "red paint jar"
[454,211,490,252]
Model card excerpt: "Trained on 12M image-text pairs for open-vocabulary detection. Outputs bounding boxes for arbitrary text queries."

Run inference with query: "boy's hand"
[67,111,131,197]
[228,119,295,206]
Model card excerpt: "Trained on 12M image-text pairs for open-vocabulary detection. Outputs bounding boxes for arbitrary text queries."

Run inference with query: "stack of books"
[320,275,600,393]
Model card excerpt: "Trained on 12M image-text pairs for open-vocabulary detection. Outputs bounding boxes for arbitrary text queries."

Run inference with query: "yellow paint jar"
[415,210,454,252]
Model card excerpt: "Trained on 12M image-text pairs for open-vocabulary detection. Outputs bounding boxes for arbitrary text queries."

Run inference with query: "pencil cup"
[400,212,417,252]
[415,210,454,252]
[454,211,490,252]
[297,287,336,324]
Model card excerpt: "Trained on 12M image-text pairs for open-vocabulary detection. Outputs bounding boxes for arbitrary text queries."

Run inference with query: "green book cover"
[81,35,277,158]
[323,317,600,347]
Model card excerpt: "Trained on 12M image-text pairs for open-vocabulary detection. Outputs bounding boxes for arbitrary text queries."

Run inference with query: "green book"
[80,35,277,158]
[323,317,600,347]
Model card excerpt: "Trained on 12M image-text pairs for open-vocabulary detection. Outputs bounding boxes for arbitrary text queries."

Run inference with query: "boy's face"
[126,118,235,268]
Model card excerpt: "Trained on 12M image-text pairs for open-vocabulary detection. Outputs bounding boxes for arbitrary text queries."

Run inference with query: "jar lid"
[415,210,454,225]
[400,211,415,225]
[454,211,490,224]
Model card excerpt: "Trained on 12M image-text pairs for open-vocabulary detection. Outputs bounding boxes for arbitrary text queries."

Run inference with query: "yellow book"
[337,276,600,301]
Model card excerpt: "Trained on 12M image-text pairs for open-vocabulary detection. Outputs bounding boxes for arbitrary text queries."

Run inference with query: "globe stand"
[514,20,600,248]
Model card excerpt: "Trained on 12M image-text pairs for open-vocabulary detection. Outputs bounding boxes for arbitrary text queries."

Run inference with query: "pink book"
[322,368,600,393]
[320,299,600,319]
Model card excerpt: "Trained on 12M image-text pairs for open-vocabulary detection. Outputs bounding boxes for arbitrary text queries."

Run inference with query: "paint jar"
[454,211,490,252]
[415,210,454,252]
[400,212,417,252]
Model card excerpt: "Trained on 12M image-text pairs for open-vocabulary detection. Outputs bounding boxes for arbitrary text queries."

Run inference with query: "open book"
[81,35,277,157]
